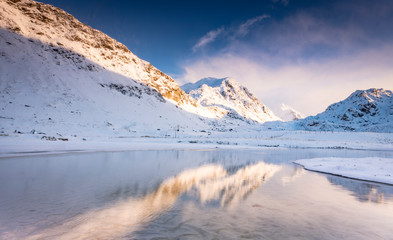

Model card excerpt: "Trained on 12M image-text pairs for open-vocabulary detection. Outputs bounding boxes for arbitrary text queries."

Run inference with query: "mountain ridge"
[0,0,247,137]
[1,0,391,136]
[0,0,227,117]
[296,88,393,132]
[181,77,280,123]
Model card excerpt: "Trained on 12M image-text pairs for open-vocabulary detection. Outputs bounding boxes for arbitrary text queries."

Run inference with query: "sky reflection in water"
[0,149,392,239]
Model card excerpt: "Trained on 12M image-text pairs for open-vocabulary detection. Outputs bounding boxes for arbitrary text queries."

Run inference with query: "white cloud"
[192,27,224,52]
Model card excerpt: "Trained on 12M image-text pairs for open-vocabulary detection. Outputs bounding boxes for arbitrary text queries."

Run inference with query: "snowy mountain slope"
[274,104,305,121]
[0,0,224,119]
[0,29,208,137]
[0,0,248,138]
[181,77,281,123]
[296,88,393,132]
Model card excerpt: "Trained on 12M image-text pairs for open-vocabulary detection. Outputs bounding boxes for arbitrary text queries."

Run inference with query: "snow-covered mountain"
[297,88,393,132]
[0,0,240,138]
[274,104,305,121]
[2,0,391,138]
[181,77,280,123]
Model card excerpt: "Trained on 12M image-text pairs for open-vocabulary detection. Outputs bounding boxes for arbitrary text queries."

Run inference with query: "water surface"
[0,148,393,239]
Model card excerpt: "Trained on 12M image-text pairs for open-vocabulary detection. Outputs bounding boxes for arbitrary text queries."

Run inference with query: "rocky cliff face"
[297,88,393,132]
[181,77,280,123]
[0,0,199,109]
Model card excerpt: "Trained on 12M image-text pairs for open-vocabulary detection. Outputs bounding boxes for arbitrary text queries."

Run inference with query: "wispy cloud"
[192,27,224,52]
[192,15,269,52]
[236,15,269,37]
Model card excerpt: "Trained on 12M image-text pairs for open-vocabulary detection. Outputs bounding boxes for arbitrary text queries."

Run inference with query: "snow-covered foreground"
[294,157,393,185]
[1,130,393,158]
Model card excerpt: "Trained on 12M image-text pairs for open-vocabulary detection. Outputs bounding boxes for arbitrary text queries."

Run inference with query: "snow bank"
[294,157,393,185]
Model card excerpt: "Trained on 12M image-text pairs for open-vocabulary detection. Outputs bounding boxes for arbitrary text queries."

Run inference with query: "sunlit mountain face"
[182,77,280,123]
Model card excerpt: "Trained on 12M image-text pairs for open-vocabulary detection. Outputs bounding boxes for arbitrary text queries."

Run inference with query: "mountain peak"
[298,88,393,132]
[181,77,280,123]
[351,88,390,101]
[275,104,305,121]
[181,77,230,93]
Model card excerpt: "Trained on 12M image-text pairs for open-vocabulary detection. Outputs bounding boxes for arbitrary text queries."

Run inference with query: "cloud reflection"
[27,162,280,240]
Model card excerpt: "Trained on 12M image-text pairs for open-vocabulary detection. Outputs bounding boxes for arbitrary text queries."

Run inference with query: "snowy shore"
[294,157,393,185]
[1,130,393,158]
[2,131,393,185]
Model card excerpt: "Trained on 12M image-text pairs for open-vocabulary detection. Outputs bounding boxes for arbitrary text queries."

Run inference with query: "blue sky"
[40,0,393,115]
[39,0,297,73]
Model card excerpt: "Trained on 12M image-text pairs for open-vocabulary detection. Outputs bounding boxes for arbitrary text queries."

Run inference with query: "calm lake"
[1,148,393,239]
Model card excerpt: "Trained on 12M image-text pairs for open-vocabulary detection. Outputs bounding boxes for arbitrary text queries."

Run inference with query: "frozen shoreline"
[1,130,393,158]
[294,157,393,185]
[2,131,393,185]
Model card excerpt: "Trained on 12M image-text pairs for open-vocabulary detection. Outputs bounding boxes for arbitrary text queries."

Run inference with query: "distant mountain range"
[0,0,391,136]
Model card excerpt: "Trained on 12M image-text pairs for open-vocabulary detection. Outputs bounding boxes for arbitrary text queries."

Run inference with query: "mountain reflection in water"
[326,176,393,203]
[28,162,281,240]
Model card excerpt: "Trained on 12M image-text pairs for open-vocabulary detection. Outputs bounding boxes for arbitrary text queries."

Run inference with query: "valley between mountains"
[1,0,393,183]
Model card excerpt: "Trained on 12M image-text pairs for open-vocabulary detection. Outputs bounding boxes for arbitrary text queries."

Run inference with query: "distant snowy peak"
[181,77,280,123]
[276,104,305,121]
[298,88,393,132]
[181,77,227,92]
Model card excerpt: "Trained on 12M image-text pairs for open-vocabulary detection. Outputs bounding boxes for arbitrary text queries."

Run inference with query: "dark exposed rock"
[102,83,166,103]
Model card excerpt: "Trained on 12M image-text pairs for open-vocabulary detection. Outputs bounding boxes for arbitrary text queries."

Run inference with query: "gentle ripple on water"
[0,149,392,239]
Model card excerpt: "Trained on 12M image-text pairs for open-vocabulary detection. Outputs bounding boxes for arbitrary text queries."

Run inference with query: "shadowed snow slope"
[181,77,280,123]
[296,88,393,132]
